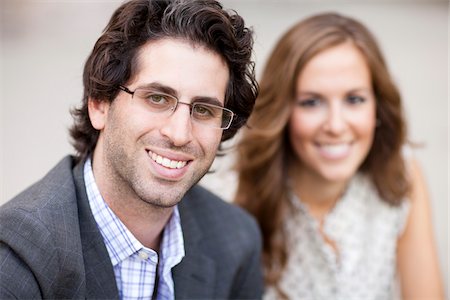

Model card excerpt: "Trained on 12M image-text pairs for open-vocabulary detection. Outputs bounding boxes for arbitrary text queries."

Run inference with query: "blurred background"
[1,0,448,295]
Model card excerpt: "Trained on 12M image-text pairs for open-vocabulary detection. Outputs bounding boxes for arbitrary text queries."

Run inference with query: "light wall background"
[1,0,448,295]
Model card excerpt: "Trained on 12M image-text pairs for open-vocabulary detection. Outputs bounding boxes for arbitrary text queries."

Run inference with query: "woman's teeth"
[319,143,350,156]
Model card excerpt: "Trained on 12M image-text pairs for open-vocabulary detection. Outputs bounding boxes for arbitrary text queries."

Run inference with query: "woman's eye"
[297,98,321,108]
[346,95,366,104]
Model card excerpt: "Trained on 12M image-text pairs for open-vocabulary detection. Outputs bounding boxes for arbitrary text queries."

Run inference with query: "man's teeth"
[151,152,187,169]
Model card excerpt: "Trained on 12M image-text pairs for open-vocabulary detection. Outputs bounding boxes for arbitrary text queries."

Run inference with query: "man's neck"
[90,151,174,250]
[108,199,174,250]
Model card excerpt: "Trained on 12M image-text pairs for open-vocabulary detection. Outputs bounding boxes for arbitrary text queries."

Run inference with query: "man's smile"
[148,150,189,169]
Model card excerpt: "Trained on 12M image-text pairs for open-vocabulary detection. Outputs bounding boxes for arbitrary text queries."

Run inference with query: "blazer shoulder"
[176,185,263,299]
[0,156,86,299]
[0,155,81,249]
[180,185,261,243]
[1,156,77,212]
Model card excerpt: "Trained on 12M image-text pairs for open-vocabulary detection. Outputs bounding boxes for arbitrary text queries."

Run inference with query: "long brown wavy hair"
[234,12,410,294]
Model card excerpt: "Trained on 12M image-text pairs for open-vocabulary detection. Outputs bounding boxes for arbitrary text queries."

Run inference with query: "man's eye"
[148,94,167,104]
[193,104,216,118]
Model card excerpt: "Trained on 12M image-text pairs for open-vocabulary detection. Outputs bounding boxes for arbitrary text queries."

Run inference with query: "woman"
[235,13,443,299]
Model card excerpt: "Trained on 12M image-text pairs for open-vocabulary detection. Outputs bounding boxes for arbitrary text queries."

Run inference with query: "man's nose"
[160,103,194,146]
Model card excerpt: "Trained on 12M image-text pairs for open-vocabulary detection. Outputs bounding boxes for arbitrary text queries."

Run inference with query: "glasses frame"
[118,85,234,130]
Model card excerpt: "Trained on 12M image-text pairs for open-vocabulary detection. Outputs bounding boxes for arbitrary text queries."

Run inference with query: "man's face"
[89,38,229,208]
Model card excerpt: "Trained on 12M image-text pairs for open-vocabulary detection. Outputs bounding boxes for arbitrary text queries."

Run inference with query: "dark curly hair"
[70,0,257,162]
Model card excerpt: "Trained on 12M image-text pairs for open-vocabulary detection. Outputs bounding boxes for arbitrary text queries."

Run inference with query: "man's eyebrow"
[138,82,178,97]
[192,96,224,108]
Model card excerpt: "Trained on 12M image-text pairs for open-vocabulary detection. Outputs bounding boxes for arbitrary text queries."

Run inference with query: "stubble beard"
[105,142,214,210]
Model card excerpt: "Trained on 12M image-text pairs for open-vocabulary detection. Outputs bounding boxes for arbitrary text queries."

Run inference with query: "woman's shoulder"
[350,172,410,237]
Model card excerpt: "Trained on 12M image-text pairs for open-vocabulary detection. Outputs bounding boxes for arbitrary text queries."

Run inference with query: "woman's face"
[289,42,377,184]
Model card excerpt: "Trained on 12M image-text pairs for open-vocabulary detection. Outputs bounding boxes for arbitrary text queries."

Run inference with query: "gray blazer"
[0,156,263,299]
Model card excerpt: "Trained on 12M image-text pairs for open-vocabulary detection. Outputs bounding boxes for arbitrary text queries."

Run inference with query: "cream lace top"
[264,173,410,300]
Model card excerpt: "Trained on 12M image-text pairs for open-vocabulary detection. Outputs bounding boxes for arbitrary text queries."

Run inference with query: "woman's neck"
[291,167,349,221]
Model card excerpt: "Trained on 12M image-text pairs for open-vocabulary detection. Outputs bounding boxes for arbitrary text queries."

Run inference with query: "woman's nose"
[323,103,347,134]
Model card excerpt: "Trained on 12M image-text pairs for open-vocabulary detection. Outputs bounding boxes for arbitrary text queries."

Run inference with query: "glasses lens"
[191,103,233,129]
[134,89,177,112]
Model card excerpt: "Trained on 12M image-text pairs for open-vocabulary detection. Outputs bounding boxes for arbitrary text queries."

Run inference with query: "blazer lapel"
[173,192,217,299]
[73,162,120,299]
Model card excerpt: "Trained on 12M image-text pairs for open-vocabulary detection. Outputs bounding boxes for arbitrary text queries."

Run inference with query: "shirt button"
[138,250,149,260]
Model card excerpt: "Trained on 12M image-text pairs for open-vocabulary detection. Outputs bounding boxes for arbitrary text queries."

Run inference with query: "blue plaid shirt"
[84,158,185,300]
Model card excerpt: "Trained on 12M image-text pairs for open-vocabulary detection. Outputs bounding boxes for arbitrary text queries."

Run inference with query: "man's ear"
[88,98,110,130]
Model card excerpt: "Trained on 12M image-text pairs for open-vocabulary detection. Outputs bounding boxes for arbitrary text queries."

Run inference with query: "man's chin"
[138,187,187,208]
[138,168,209,207]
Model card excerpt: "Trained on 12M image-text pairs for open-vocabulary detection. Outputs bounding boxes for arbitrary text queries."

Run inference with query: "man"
[0,0,262,299]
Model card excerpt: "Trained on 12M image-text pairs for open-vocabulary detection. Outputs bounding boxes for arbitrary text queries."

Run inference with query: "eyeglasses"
[118,85,234,130]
